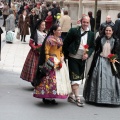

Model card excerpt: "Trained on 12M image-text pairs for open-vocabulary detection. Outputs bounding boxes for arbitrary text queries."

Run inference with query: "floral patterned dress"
[33,35,71,99]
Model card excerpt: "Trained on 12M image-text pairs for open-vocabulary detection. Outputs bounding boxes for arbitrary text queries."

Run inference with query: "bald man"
[99,15,114,35]
[63,15,95,107]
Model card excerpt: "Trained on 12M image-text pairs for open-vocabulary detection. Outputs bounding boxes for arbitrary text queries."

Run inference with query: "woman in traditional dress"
[83,25,120,105]
[20,20,46,86]
[33,24,71,104]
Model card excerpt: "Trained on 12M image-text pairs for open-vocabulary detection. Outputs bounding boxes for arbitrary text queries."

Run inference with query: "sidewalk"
[0,27,30,74]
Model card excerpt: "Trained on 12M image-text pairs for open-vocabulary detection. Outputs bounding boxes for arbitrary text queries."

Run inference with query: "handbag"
[33,57,54,86]
[39,57,55,76]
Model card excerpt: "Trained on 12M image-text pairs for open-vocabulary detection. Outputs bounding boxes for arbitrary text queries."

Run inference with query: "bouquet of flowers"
[108,54,119,72]
[83,44,89,54]
[107,54,119,63]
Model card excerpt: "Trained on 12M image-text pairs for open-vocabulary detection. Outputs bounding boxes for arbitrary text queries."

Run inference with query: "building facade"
[63,0,120,25]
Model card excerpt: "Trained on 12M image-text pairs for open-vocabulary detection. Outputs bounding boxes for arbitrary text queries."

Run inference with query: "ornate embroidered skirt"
[33,61,72,99]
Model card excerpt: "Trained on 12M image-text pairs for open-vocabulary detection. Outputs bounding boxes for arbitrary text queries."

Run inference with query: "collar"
[81,27,90,32]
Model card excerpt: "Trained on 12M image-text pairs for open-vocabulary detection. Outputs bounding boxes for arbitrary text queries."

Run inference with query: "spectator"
[2,3,9,27]
[88,11,95,32]
[59,10,71,40]
[29,8,39,37]
[99,15,114,35]
[5,9,15,32]
[45,11,53,32]
[18,9,30,42]
[41,3,48,20]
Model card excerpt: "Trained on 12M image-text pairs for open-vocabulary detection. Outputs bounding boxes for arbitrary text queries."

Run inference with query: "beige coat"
[59,15,71,32]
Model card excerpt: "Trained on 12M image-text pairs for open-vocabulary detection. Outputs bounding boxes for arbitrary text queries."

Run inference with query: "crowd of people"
[1,0,120,107]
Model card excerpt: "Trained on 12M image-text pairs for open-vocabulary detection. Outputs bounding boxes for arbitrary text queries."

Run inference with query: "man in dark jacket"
[99,15,114,35]
[30,9,39,37]
[63,15,95,107]
[51,3,60,24]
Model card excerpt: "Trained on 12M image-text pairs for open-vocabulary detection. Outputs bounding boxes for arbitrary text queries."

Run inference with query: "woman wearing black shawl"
[33,24,71,105]
[83,25,120,105]
[20,19,46,85]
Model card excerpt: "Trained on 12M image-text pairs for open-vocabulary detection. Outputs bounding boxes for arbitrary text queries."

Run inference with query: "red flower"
[108,54,115,59]
[84,45,89,49]
[59,63,62,69]
[107,54,117,60]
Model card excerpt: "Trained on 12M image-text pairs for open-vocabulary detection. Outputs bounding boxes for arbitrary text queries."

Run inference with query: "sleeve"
[27,16,30,26]
[95,36,101,52]
[45,39,51,61]
[87,33,95,57]
[29,39,36,49]
[62,28,74,58]
[114,38,120,60]
[99,24,103,35]
[60,46,64,57]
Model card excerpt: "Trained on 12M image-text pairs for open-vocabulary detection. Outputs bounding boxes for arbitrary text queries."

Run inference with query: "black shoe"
[50,99,58,105]
[42,98,51,104]
[23,40,26,42]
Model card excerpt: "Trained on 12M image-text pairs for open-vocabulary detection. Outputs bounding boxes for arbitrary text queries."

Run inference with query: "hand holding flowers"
[108,54,119,72]
[36,45,42,54]
[83,44,89,54]
[82,44,89,60]
[108,54,119,63]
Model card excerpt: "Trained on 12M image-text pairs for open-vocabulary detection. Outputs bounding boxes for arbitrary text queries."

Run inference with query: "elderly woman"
[83,25,120,105]
[5,9,15,33]
[5,9,15,43]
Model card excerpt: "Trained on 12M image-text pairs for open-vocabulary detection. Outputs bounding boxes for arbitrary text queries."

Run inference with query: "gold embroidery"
[72,72,80,79]
[71,72,84,80]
